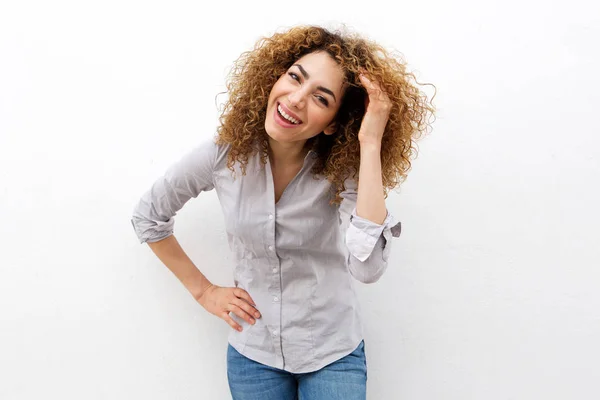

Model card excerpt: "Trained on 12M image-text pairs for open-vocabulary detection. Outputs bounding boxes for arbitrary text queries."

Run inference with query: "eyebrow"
[292,63,337,103]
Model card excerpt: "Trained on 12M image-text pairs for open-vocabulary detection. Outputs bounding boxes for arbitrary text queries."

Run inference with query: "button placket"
[265,203,283,363]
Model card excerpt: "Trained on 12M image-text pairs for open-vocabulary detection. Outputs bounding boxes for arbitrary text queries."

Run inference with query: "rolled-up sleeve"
[131,139,219,244]
[339,179,402,283]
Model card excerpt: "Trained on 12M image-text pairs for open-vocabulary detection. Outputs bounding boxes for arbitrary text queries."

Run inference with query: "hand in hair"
[357,71,393,146]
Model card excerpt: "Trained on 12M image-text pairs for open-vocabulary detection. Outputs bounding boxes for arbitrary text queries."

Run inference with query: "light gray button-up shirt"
[131,138,401,373]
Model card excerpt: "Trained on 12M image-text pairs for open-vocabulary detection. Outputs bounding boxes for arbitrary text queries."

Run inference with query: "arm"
[340,71,401,283]
[339,178,401,284]
[147,235,213,300]
[356,141,386,224]
[131,139,219,297]
[131,140,261,331]
[146,235,260,332]
[131,140,217,244]
[355,70,392,225]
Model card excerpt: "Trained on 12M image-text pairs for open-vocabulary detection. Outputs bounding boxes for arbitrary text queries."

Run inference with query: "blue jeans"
[227,341,367,400]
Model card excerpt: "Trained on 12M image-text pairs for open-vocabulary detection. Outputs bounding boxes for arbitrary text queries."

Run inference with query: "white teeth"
[277,104,300,124]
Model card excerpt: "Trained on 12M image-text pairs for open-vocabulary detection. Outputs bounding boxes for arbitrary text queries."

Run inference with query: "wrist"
[359,139,382,152]
[189,279,214,301]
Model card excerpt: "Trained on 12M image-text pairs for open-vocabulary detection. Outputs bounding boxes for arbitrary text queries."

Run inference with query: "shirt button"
[273,296,279,302]
[272,330,278,336]
[268,245,273,251]
[272,267,277,273]
[269,214,274,220]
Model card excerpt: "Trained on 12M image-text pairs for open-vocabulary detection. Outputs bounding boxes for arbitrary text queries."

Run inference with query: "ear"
[323,121,337,136]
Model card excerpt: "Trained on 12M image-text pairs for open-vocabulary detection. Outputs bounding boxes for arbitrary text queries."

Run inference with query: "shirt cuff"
[346,208,401,262]
[131,217,174,244]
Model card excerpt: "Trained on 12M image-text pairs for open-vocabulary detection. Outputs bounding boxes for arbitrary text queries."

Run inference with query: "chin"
[265,130,293,144]
[265,121,292,143]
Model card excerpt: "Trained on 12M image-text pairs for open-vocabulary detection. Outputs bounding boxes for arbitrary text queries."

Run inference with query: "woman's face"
[264,51,346,145]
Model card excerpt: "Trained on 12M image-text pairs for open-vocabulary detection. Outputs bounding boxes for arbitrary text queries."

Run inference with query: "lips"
[273,106,296,128]
[277,102,303,124]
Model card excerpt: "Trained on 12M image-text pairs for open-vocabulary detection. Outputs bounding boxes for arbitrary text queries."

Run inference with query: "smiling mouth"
[276,102,302,125]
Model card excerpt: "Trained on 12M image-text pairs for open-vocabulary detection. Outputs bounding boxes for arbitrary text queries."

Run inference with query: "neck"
[267,137,310,167]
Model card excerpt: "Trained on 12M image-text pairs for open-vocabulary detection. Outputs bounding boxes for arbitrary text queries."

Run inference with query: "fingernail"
[238,327,242,332]
[255,312,261,318]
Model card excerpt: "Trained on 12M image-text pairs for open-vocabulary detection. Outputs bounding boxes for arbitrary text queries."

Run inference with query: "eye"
[316,96,329,106]
[288,72,300,82]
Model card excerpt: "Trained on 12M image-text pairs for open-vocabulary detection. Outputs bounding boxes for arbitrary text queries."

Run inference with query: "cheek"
[309,106,336,126]
[268,80,284,100]
[267,85,279,102]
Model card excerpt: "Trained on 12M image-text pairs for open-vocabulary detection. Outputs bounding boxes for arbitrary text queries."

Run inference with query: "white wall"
[1,0,599,399]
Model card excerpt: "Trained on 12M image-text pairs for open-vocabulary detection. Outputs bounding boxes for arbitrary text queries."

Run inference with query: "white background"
[1,0,599,399]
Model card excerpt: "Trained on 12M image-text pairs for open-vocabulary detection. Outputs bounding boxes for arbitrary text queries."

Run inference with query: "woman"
[131,25,435,400]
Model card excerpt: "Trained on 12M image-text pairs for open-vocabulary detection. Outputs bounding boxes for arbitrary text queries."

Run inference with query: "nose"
[287,88,306,109]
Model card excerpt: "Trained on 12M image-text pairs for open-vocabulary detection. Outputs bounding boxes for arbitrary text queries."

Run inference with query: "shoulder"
[187,137,231,168]
[164,137,231,181]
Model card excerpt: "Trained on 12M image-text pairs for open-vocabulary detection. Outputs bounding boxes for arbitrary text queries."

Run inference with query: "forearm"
[356,141,387,225]
[147,235,213,300]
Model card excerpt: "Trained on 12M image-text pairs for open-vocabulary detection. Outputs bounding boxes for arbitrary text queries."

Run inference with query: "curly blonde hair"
[215,25,436,204]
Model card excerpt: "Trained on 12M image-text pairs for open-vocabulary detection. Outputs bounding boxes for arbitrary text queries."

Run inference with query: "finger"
[359,75,390,106]
[358,73,374,89]
[232,298,261,319]
[358,75,374,108]
[364,79,386,97]
[228,303,255,325]
[221,312,243,332]
[234,288,257,307]
[359,75,384,100]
